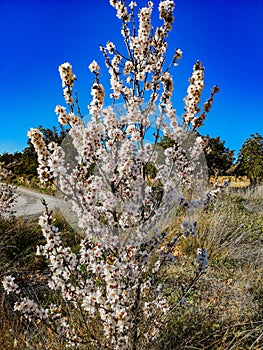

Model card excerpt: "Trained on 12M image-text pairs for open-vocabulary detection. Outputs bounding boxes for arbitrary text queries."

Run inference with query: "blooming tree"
[3,1,222,349]
[0,163,17,218]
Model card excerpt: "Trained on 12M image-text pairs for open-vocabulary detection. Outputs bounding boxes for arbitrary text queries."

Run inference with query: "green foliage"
[145,161,158,179]
[158,135,176,150]
[238,133,263,185]
[19,144,38,178]
[39,125,68,145]
[203,135,235,178]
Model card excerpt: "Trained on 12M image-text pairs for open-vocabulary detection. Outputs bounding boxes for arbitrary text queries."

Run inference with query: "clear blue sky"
[1,0,263,158]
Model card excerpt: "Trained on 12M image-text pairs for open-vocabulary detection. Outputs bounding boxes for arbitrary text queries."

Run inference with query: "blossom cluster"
[58,62,76,105]
[27,128,51,182]
[2,275,20,295]
[0,164,17,217]
[54,105,82,127]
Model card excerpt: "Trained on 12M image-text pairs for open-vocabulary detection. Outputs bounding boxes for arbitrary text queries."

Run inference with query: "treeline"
[203,132,263,186]
[1,127,263,187]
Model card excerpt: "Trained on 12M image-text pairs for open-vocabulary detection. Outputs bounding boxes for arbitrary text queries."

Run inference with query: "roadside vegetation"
[0,186,262,349]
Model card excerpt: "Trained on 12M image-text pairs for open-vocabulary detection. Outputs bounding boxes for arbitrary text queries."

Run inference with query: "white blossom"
[2,276,20,295]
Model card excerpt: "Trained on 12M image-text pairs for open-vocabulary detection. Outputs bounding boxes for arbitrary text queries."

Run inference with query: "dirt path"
[13,186,59,217]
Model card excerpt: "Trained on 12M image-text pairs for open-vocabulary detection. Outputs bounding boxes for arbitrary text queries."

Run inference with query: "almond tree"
[3,1,221,349]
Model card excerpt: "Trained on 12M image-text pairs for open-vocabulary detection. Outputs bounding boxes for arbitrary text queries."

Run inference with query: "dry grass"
[153,187,263,349]
[0,187,263,349]
[210,176,250,188]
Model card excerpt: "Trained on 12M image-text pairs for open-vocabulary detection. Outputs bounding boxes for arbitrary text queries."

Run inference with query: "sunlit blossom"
[4,1,222,348]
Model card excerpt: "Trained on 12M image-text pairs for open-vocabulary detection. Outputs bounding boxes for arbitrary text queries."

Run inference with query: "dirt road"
[13,186,58,217]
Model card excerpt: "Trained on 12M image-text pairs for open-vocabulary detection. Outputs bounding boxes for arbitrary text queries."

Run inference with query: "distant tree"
[237,133,263,186]
[39,125,68,145]
[18,144,38,178]
[203,135,235,179]
[158,135,175,149]
[0,152,23,181]
[0,151,22,171]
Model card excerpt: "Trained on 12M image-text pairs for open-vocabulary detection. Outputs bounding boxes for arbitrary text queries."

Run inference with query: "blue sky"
[1,0,263,158]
